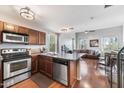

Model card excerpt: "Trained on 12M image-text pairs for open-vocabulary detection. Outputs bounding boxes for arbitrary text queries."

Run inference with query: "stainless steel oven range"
[1,48,31,87]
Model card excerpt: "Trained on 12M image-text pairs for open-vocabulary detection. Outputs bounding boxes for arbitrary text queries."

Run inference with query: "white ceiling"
[0,5,124,33]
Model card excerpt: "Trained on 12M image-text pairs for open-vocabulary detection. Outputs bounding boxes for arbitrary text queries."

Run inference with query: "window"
[49,34,57,52]
[79,38,87,49]
[102,37,119,52]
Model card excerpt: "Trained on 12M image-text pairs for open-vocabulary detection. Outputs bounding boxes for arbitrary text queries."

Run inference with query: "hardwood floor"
[11,79,65,88]
[11,79,40,88]
[11,59,109,88]
[48,82,66,88]
[74,59,110,88]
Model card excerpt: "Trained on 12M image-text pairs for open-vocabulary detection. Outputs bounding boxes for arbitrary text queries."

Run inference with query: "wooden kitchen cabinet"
[38,55,53,78]
[28,29,39,45]
[38,32,46,45]
[18,26,29,35]
[38,56,46,74]
[0,21,46,45]
[0,21,3,43]
[3,22,18,33]
[45,61,53,77]
[31,56,38,75]
[68,61,77,87]
[0,57,3,87]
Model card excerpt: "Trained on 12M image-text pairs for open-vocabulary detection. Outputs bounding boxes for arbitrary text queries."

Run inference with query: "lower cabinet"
[45,61,53,77]
[31,56,38,75]
[0,21,3,43]
[38,56,46,73]
[68,61,77,87]
[0,60,2,87]
[31,55,77,87]
[38,55,53,78]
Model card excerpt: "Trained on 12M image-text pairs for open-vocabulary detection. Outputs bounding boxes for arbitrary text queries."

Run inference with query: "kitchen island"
[37,52,85,87]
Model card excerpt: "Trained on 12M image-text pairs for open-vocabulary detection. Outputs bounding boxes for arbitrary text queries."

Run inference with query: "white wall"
[59,32,76,52]
[76,25,123,50]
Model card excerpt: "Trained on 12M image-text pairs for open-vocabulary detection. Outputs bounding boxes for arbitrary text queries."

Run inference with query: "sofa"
[74,49,100,59]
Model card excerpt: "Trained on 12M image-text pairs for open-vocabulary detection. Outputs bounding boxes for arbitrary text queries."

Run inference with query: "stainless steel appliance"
[1,48,31,87]
[53,58,68,86]
[2,31,29,44]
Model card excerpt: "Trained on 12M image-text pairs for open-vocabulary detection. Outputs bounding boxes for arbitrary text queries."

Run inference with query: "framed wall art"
[90,39,99,47]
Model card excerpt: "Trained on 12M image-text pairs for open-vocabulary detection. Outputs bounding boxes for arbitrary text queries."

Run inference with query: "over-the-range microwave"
[2,31,29,44]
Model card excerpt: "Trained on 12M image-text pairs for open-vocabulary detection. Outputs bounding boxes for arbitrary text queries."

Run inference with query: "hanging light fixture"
[20,7,35,20]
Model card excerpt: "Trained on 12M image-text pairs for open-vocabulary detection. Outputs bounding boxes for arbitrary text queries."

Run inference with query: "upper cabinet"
[0,21,3,43]
[0,21,3,31]
[18,26,29,35]
[3,22,18,33]
[38,32,46,45]
[28,30,46,45]
[0,21,46,45]
[28,29,39,45]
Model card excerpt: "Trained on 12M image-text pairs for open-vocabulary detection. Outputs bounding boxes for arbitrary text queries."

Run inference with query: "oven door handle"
[4,58,31,64]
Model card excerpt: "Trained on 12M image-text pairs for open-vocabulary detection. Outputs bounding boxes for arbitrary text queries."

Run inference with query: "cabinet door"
[0,21,3,43]
[38,32,46,45]
[31,56,38,75]
[3,22,18,33]
[46,61,53,77]
[69,61,77,87]
[28,29,39,45]
[0,59,3,87]
[18,26,29,35]
[39,56,46,73]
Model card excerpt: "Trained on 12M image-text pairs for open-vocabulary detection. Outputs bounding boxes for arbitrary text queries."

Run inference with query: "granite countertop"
[40,52,86,61]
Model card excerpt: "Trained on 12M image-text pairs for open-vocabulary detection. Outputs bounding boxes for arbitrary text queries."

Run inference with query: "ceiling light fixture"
[104,5,112,9]
[61,27,74,32]
[20,7,35,20]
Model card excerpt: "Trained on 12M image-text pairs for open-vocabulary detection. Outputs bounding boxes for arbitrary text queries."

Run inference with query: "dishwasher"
[53,58,68,86]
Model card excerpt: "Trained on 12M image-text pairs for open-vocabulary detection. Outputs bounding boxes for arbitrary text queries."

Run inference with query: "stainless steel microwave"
[2,31,29,44]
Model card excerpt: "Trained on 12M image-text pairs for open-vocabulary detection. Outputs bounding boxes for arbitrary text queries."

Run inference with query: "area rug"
[31,73,54,88]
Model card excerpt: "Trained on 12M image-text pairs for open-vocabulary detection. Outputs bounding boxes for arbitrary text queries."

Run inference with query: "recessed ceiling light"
[20,7,35,20]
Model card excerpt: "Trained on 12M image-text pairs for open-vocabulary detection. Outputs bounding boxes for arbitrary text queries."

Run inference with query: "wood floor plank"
[11,79,40,88]
[74,59,110,88]
[48,82,66,88]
